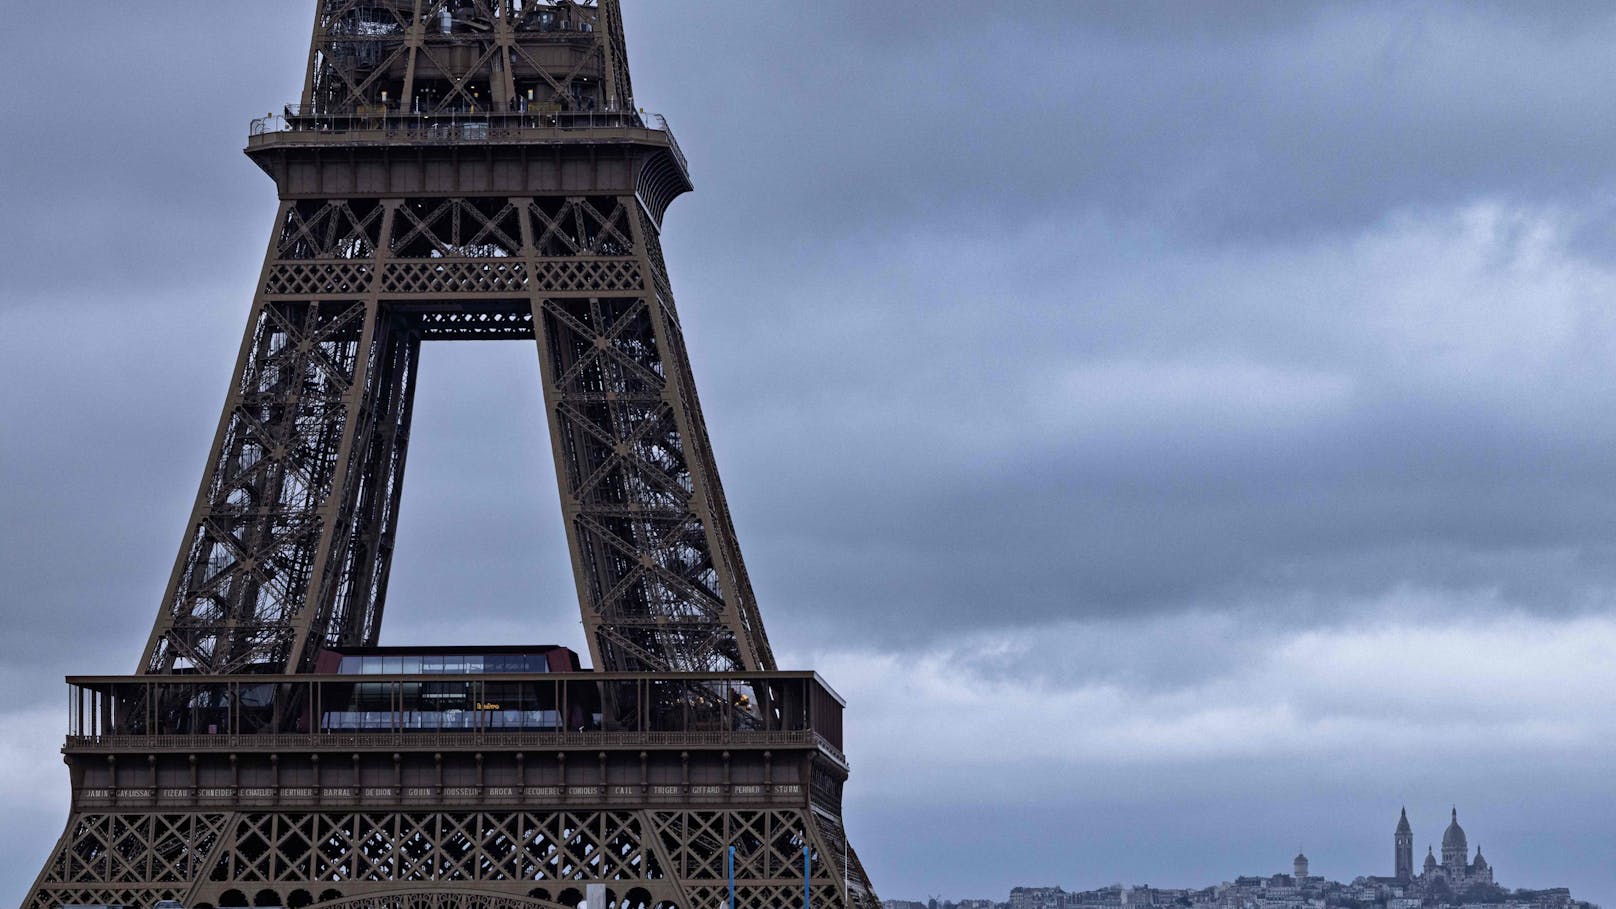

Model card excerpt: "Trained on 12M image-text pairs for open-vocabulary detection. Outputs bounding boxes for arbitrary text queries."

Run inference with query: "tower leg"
[141,292,420,676]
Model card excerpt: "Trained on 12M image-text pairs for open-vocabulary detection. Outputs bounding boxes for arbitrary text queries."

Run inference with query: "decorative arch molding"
[635,148,693,228]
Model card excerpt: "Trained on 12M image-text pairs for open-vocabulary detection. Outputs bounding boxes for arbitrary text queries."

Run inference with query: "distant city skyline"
[881,806,1594,909]
[884,806,1589,905]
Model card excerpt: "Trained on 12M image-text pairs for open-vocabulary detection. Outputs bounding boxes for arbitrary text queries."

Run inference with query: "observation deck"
[249,108,688,181]
[63,670,846,766]
[245,107,692,223]
[58,669,850,820]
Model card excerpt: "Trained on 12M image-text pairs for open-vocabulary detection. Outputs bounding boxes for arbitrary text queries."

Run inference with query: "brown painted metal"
[24,3,877,909]
[137,0,772,678]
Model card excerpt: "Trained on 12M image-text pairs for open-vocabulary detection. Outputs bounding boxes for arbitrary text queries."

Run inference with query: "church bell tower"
[1395,806,1414,881]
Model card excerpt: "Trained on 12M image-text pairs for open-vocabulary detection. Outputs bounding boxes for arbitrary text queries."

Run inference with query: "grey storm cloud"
[4,1,1616,905]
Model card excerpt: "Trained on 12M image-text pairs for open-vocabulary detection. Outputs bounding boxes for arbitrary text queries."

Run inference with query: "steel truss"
[28,806,868,909]
[30,2,876,907]
[304,1,633,121]
[140,193,773,677]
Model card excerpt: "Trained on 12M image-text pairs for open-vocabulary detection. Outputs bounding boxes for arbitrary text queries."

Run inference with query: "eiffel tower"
[24,4,878,909]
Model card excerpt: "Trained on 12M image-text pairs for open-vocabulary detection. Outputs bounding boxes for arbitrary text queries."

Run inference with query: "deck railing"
[248,107,688,175]
[65,670,844,752]
[65,727,837,754]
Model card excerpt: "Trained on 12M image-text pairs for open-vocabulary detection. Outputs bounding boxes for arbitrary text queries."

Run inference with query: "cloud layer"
[4,1,1616,905]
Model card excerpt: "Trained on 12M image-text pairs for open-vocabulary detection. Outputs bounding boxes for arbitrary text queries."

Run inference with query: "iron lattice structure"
[25,3,876,909]
[141,0,771,679]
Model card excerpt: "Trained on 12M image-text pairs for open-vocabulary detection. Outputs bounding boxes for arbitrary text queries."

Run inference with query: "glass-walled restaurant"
[314,645,581,677]
[323,645,593,731]
[65,648,845,753]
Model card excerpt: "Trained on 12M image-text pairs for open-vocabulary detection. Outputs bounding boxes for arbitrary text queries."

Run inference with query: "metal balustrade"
[247,108,688,175]
[65,670,846,753]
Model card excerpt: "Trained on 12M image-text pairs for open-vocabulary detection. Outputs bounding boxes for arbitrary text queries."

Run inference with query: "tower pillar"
[22,4,877,908]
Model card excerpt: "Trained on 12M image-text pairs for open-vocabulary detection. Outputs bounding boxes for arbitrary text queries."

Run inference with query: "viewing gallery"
[67,646,847,744]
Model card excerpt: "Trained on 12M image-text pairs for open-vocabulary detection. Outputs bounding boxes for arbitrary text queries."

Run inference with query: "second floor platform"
[62,664,847,766]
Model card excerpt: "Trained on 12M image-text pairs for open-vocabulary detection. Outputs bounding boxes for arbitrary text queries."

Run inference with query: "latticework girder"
[141,194,775,676]
[304,1,630,119]
[26,805,877,909]
[37,4,877,908]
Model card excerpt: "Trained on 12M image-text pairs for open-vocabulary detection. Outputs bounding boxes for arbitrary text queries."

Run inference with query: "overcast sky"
[3,1,1616,905]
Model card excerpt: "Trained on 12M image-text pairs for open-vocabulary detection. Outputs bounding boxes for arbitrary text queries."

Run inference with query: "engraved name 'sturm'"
[24,4,878,909]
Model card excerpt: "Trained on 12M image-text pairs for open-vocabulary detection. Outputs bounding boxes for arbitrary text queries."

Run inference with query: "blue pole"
[803,845,811,909]
[728,845,736,909]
